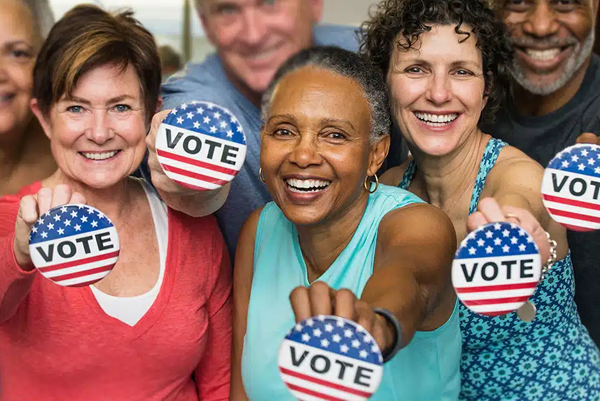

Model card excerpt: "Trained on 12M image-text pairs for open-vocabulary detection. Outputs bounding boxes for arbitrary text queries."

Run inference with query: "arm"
[0,204,36,323]
[363,203,457,347]
[229,207,263,401]
[291,203,456,355]
[0,185,85,323]
[145,110,230,217]
[473,154,569,261]
[195,226,233,401]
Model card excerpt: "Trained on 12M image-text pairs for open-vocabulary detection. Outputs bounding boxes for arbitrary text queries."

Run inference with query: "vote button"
[29,204,120,287]
[156,101,248,191]
[279,315,383,400]
[542,143,600,232]
[452,222,542,317]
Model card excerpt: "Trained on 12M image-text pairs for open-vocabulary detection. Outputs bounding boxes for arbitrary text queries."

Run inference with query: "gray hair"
[260,46,391,144]
[22,0,55,39]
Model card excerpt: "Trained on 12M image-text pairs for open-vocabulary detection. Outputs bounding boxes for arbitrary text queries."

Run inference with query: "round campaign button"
[452,222,542,317]
[541,143,600,232]
[29,204,120,287]
[279,315,383,400]
[156,101,247,191]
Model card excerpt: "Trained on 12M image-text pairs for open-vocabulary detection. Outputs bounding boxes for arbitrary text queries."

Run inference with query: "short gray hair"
[261,46,391,144]
[22,0,55,39]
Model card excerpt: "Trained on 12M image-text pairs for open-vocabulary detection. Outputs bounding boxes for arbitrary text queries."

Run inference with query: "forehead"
[0,0,35,41]
[67,64,142,100]
[269,67,370,123]
[394,24,482,65]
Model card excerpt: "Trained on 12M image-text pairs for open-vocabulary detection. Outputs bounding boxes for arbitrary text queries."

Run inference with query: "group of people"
[1,0,600,400]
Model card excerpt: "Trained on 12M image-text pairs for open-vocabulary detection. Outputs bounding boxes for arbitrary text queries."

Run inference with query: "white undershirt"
[90,180,168,326]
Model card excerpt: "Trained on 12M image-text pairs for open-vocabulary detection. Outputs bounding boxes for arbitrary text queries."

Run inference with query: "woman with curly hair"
[362,0,600,399]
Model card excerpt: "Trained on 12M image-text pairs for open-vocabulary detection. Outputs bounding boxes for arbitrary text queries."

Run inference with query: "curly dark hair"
[360,0,512,124]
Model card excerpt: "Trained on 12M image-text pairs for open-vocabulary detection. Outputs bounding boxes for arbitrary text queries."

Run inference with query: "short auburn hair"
[32,4,161,119]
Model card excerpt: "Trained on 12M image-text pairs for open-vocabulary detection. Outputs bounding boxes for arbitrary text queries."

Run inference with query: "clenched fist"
[14,185,86,268]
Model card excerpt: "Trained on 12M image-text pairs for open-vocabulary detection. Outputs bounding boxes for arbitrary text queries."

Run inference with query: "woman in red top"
[0,5,231,400]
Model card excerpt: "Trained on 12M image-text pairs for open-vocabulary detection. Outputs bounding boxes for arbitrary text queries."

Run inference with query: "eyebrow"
[397,58,482,70]
[66,95,135,105]
[2,40,33,49]
[268,114,357,131]
[321,117,356,132]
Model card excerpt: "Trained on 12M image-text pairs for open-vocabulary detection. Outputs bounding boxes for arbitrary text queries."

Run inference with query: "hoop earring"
[259,168,266,183]
[364,173,379,194]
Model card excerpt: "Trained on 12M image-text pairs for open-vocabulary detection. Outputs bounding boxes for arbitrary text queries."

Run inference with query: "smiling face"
[33,63,149,189]
[200,0,323,99]
[503,0,597,95]
[260,67,387,226]
[0,0,39,138]
[387,24,487,157]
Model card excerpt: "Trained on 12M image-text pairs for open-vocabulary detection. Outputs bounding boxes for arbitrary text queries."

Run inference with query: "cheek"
[453,82,486,112]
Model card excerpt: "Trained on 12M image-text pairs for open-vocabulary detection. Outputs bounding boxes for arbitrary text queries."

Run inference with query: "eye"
[405,66,424,74]
[11,49,32,59]
[453,69,474,76]
[324,131,347,141]
[67,105,83,114]
[114,104,131,112]
[552,0,580,11]
[505,0,530,11]
[215,3,239,15]
[262,0,277,6]
[274,128,293,137]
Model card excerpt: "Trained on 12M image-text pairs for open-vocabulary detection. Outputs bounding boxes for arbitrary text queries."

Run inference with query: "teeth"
[248,48,277,61]
[414,112,458,124]
[525,48,561,61]
[285,178,331,192]
[81,151,118,160]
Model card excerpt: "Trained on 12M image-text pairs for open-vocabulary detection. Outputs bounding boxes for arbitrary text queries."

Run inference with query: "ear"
[367,135,390,176]
[308,0,324,23]
[155,97,164,114]
[30,98,52,140]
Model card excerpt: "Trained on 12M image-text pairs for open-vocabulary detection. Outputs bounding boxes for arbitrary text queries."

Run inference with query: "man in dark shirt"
[485,0,600,344]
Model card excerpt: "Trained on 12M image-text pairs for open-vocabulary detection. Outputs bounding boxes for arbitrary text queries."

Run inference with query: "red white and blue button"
[452,222,541,316]
[542,143,600,232]
[29,204,120,287]
[156,101,247,191]
[279,315,383,401]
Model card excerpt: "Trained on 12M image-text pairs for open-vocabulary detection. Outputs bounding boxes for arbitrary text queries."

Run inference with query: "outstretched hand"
[467,197,550,262]
[289,282,394,355]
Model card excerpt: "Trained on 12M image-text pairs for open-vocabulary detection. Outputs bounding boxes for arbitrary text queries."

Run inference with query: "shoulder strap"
[469,138,508,214]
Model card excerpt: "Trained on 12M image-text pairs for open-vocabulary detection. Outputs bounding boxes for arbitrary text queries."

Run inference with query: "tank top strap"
[469,138,508,214]
[398,160,417,190]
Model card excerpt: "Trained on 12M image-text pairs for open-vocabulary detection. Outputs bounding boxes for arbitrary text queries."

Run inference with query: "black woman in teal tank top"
[362,0,600,399]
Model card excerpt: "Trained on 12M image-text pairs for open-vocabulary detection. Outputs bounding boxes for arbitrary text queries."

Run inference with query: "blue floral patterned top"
[399,138,600,400]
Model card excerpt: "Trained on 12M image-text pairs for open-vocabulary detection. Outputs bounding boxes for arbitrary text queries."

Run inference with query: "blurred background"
[45,0,378,64]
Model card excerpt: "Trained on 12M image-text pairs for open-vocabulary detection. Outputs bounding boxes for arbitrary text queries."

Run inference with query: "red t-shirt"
[0,182,232,401]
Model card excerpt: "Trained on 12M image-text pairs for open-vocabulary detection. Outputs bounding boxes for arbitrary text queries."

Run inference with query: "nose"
[86,109,114,145]
[240,8,268,46]
[522,1,560,38]
[426,73,452,106]
[288,134,322,168]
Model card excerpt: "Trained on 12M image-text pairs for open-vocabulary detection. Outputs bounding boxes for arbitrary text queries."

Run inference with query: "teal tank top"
[241,184,462,401]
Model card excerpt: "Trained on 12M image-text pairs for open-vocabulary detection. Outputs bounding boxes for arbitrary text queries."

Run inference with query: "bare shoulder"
[486,145,545,192]
[378,203,456,250]
[233,206,265,272]
[380,159,412,186]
